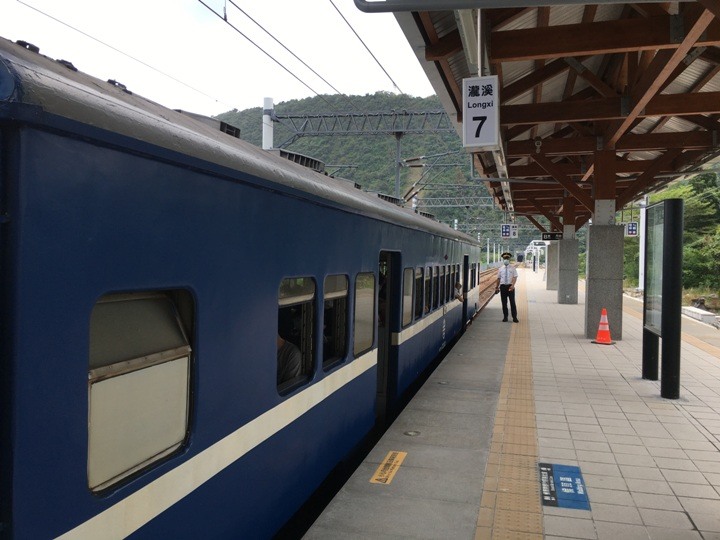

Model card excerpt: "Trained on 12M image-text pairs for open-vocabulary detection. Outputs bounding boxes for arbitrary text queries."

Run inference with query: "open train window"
[278,277,315,391]
[323,275,348,369]
[353,272,375,357]
[402,268,413,328]
[414,267,424,320]
[88,290,193,492]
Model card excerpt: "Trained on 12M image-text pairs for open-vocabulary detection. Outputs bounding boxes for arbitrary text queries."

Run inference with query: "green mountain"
[216,92,529,252]
[222,94,719,293]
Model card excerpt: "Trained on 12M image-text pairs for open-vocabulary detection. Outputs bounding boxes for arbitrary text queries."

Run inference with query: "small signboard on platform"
[539,463,590,510]
[541,232,563,241]
[501,223,518,238]
[370,451,407,484]
[625,221,639,237]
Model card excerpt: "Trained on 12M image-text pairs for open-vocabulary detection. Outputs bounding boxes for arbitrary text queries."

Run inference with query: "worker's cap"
[501,252,512,259]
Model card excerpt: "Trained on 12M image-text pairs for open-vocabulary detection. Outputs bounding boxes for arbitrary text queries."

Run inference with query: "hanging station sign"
[462,76,499,149]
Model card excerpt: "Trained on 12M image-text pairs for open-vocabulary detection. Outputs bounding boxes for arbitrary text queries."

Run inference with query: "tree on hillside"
[214,92,543,251]
[632,172,720,290]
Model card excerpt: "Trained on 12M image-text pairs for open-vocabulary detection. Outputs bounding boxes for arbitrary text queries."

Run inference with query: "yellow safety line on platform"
[475,285,543,540]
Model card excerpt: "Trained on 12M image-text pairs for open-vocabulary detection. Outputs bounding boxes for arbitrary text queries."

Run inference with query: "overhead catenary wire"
[16,0,233,110]
[227,0,362,111]
[328,0,404,95]
[197,0,338,110]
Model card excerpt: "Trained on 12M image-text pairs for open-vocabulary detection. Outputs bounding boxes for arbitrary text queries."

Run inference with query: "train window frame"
[278,277,316,393]
[424,267,432,314]
[432,266,439,310]
[445,264,455,302]
[402,268,414,328]
[322,274,349,370]
[414,267,424,320]
[439,266,446,305]
[87,290,194,493]
[353,272,375,357]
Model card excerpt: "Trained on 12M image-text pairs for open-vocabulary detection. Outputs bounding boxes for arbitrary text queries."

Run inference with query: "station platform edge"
[305,268,720,540]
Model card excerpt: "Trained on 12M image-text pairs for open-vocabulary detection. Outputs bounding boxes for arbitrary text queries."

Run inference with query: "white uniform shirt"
[498,265,518,285]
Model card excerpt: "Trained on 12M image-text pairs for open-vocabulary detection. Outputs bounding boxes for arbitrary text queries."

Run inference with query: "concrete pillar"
[559,193,578,304]
[585,148,622,338]
[558,239,579,304]
[585,225,624,339]
[546,242,559,290]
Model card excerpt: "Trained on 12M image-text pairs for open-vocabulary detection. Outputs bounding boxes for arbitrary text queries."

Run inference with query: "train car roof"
[0,36,477,245]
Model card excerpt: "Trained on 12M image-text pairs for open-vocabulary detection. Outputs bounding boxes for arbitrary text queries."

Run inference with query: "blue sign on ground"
[538,463,590,510]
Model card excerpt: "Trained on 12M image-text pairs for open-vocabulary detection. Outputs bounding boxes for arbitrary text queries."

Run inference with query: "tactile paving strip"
[475,284,543,540]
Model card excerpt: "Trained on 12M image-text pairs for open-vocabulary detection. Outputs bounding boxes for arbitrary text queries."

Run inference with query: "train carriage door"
[376,251,400,421]
[463,255,469,325]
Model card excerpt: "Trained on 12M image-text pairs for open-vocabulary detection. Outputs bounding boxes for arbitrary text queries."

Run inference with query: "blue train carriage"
[0,37,481,538]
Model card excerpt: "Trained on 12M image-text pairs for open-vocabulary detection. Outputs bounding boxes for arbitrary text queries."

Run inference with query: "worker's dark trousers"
[500,284,517,320]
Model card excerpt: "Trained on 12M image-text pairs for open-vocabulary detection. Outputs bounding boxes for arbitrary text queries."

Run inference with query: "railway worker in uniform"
[495,252,519,323]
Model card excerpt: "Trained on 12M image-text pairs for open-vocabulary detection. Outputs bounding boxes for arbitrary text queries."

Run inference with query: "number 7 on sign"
[473,116,487,138]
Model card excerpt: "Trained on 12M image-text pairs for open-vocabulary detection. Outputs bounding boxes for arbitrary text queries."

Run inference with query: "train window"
[414,267,424,320]
[278,277,315,391]
[323,275,348,369]
[432,266,439,310]
[424,267,431,313]
[353,272,375,356]
[402,268,413,327]
[88,290,193,492]
[439,266,446,305]
[446,265,451,303]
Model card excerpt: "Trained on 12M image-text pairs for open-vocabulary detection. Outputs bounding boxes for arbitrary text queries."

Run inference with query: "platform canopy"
[371,1,720,231]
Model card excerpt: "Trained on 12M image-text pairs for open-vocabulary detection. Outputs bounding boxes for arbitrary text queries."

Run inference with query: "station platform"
[304,268,720,540]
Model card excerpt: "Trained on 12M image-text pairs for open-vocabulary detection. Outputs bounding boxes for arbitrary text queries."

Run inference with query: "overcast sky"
[0,0,436,116]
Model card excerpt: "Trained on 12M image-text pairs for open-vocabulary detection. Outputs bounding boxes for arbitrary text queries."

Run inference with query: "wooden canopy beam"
[531,153,594,212]
[616,149,685,207]
[501,90,720,126]
[490,14,720,62]
[526,196,564,230]
[604,8,717,148]
[525,215,548,233]
[507,131,715,157]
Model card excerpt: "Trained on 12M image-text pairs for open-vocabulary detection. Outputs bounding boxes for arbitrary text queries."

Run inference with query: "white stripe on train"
[57,351,378,540]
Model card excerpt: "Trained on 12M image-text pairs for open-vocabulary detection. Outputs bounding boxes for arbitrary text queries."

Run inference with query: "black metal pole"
[661,199,683,399]
[642,328,659,380]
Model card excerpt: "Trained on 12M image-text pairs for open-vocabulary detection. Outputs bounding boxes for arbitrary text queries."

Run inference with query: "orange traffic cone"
[592,308,615,345]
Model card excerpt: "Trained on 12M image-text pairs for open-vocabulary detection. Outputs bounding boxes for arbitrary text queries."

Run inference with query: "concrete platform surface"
[304,268,720,540]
